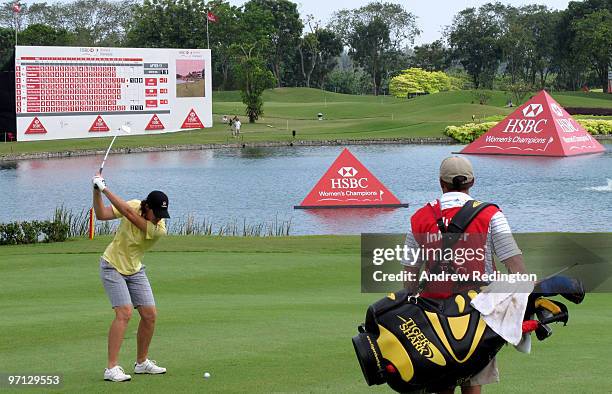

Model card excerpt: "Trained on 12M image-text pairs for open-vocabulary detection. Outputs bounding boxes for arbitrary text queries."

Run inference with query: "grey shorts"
[462,357,499,387]
[99,258,155,308]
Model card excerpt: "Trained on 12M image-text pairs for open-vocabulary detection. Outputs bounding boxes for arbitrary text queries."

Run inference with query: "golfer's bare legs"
[108,305,132,369]
[136,306,157,363]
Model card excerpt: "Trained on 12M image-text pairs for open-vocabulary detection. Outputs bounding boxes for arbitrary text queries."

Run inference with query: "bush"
[0,220,70,246]
[579,119,612,135]
[389,68,451,98]
[472,89,493,105]
[444,119,612,143]
[444,122,497,143]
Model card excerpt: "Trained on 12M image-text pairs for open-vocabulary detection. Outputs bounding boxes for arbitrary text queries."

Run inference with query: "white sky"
[229,0,571,45]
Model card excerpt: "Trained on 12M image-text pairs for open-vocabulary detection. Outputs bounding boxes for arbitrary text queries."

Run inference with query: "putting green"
[0,234,610,392]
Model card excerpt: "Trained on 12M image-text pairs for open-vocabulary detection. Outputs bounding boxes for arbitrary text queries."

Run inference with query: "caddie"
[402,156,527,394]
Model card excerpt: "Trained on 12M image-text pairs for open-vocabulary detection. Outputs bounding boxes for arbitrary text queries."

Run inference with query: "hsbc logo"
[331,167,368,189]
[338,167,358,177]
[556,119,578,133]
[550,103,564,117]
[503,119,547,133]
[522,104,543,118]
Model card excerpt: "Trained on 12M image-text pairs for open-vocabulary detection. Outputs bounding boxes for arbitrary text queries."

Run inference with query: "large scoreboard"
[15,46,212,141]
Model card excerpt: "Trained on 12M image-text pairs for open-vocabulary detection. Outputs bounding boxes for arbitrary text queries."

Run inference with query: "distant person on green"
[92,174,169,382]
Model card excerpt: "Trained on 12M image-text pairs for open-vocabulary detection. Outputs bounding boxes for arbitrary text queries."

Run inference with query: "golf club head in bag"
[352,289,506,393]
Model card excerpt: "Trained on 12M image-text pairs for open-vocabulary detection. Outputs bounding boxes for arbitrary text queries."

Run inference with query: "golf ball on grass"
[203,372,211,379]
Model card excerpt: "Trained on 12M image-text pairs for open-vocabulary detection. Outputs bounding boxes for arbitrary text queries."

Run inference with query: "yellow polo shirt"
[102,200,166,275]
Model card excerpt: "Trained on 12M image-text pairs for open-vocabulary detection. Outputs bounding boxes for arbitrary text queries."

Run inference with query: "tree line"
[0,0,610,95]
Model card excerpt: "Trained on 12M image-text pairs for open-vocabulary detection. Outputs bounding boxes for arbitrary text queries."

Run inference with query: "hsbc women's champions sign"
[461,90,604,156]
[15,46,212,141]
[295,148,408,209]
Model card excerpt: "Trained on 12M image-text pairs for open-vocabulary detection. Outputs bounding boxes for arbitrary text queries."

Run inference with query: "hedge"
[0,220,69,245]
[445,119,612,143]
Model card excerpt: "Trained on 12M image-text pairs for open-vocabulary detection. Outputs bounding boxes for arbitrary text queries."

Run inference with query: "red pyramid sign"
[461,90,605,156]
[145,114,165,130]
[25,117,47,134]
[89,115,110,132]
[295,148,408,209]
[181,108,204,129]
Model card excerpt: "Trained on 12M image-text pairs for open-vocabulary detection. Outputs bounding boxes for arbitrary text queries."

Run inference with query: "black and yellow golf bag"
[352,288,573,393]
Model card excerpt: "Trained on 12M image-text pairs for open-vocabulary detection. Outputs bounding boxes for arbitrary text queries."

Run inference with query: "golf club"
[94,125,131,189]
[99,125,131,175]
[536,262,579,284]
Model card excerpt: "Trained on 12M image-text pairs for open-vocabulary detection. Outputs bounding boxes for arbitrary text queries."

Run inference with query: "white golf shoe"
[134,359,167,374]
[104,365,131,382]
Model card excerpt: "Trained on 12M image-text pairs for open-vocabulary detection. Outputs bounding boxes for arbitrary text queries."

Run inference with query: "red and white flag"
[12,2,21,13]
[207,11,218,23]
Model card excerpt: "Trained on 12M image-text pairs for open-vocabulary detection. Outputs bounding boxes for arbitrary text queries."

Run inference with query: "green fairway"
[176,80,205,98]
[2,88,610,158]
[0,234,610,393]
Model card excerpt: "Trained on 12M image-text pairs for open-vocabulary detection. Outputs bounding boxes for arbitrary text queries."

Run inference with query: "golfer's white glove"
[93,175,106,192]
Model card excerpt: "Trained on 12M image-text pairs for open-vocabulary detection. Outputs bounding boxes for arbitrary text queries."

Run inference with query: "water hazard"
[0,144,610,234]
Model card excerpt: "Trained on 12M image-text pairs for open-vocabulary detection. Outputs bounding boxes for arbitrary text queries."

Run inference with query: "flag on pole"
[207,11,218,23]
[12,2,21,13]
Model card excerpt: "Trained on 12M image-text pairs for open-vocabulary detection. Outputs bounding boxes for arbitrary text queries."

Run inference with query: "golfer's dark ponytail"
[140,199,147,217]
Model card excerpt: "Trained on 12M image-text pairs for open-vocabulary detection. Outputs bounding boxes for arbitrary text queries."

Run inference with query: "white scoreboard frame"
[15,46,212,141]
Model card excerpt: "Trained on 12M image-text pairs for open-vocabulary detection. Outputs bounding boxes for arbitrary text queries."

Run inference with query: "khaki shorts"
[462,357,499,387]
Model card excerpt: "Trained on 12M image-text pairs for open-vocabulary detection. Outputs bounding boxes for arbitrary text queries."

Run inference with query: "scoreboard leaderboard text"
[15,46,211,141]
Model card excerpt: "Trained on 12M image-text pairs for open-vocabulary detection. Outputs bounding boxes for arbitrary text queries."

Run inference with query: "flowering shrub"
[445,119,612,143]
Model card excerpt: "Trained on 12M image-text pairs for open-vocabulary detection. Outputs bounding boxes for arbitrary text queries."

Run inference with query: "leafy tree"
[410,40,451,71]
[242,0,302,87]
[0,0,136,46]
[323,68,372,94]
[571,9,612,91]
[19,23,75,46]
[296,16,342,88]
[500,5,559,89]
[232,43,275,123]
[329,1,419,95]
[348,18,391,95]
[446,3,509,89]
[127,0,205,49]
[555,0,611,90]
[521,7,560,88]
[310,28,342,88]
[0,26,13,69]
[296,16,320,89]
[206,1,241,90]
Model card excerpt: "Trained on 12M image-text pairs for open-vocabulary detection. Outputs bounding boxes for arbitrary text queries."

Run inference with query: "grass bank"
[1,233,610,393]
[1,89,610,159]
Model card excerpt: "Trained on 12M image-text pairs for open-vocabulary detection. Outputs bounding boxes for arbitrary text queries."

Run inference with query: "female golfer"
[92,174,169,382]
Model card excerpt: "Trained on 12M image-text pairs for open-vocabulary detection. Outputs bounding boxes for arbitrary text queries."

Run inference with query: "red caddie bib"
[410,199,500,298]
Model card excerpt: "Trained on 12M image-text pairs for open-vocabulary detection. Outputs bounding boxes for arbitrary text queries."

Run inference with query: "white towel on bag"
[471,281,535,350]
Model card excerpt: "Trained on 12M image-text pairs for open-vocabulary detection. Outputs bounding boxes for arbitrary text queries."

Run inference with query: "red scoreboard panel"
[16,57,170,114]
